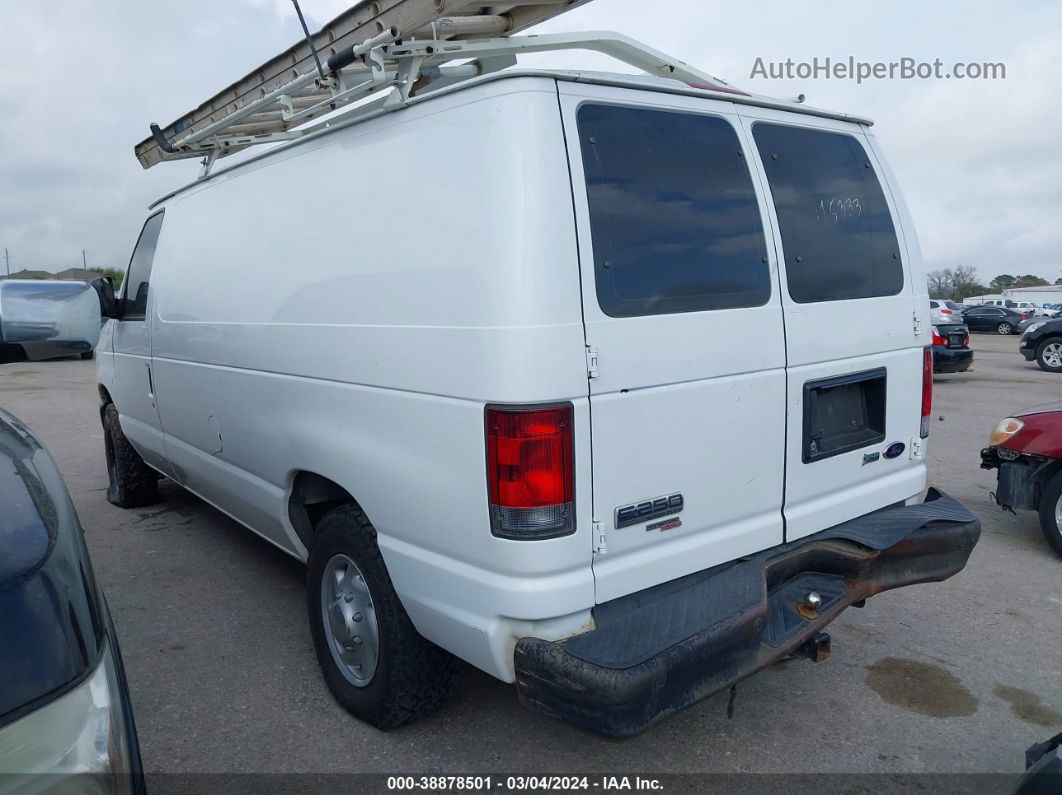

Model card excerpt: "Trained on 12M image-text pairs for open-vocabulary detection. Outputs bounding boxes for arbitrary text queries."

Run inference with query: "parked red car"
[981,401,1062,556]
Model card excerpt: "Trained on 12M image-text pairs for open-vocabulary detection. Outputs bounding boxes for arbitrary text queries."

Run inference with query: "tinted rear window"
[578,104,770,318]
[753,124,903,303]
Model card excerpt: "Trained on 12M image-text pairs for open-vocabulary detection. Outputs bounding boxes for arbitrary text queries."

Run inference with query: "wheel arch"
[288,470,359,550]
[1035,333,1062,349]
[98,384,113,421]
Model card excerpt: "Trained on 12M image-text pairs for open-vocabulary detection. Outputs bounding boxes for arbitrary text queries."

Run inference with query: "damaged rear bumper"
[514,489,980,738]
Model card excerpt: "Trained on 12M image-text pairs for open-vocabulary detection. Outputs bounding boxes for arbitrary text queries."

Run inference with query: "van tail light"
[920,347,933,438]
[931,327,945,346]
[485,404,574,539]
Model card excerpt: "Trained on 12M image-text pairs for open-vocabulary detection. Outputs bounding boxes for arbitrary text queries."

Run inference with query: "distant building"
[961,294,1005,306]
[1,268,52,280]
[1004,285,1062,307]
[0,267,100,282]
[963,286,1062,308]
[53,268,100,281]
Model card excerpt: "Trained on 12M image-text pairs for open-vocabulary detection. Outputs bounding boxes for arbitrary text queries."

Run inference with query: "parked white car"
[929,299,963,324]
[93,10,981,738]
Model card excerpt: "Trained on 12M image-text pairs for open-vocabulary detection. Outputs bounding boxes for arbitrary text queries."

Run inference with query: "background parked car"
[1042,304,1062,318]
[1019,317,1062,373]
[961,305,1028,335]
[930,299,963,324]
[982,402,1062,557]
[0,280,143,789]
[931,323,972,373]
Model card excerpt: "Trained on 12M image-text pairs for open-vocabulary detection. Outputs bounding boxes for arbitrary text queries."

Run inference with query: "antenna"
[3,248,9,277]
[291,0,327,82]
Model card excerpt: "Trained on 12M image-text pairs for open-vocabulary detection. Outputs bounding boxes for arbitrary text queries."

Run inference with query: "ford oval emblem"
[884,442,906,459]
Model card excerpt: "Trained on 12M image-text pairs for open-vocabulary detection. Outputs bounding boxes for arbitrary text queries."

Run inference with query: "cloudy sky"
[1,0,1060,284]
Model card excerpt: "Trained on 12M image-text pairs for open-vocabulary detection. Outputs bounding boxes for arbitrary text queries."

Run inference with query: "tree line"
[926,267,1060,301]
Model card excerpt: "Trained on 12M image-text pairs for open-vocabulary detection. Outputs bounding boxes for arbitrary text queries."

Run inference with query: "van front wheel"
[103,403,159,508]
[307,503,458,728]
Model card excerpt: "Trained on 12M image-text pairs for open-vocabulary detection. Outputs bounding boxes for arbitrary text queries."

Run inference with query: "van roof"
[149,67,872,210]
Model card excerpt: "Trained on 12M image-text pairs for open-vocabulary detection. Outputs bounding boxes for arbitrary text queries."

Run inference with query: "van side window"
[122,212,165,320]
[753,124,903,303]
[578,104,770,318]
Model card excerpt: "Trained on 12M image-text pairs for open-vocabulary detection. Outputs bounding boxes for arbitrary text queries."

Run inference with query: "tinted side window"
[122,212,164,320]
[578,104,770,318]
[753,124,903,303]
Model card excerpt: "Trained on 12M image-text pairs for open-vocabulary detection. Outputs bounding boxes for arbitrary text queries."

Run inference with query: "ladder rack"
[136,0,732,172]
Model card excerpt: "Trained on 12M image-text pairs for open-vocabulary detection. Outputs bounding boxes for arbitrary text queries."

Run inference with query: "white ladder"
[135,0,730,173]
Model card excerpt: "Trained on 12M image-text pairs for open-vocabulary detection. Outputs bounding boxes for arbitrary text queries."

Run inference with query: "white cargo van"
[96,2,980,736]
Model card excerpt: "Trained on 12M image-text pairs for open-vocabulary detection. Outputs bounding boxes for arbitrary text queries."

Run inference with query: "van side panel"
[147,79,593,680]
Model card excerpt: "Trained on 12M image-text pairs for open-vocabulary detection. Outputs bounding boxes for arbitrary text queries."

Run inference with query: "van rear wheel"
[1037,472,1062,558]
[307,503,458,728]
[103,403,160,508]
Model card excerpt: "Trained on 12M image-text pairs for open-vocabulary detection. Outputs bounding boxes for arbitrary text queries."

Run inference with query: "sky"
[1,0,1060,285]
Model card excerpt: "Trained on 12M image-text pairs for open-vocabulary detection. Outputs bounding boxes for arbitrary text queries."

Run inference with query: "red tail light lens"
[963,333,970,347]
[931,327,945,346]
[921,347,933,438]
[941,308,953,315]
[485,404,574,539]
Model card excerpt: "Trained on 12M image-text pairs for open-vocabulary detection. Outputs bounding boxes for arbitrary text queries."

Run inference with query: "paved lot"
[3,332,1061,777]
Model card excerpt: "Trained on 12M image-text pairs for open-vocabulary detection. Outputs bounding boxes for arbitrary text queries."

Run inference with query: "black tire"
[103,403,159,508]
[1035,338,1062,373]
[997,322,1012,335]
[1037,472,1062,558]
[80,350,95,360]
[307,503,458,729]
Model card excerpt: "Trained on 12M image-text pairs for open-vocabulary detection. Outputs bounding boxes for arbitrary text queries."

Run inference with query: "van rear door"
[738,108,928,540]
[558,83,787,604]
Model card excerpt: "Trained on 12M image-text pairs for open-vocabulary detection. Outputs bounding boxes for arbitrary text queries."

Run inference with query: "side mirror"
[0,280,103,364]
[89,275,119,319]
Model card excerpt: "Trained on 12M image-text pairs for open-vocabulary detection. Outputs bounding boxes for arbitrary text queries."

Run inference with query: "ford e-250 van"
[95,2,980,737]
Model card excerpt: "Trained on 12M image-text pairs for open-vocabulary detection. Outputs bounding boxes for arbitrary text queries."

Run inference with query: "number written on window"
[816,197,863,224]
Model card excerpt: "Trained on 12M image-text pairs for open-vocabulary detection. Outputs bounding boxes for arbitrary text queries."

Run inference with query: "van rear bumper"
[514,488,980,738]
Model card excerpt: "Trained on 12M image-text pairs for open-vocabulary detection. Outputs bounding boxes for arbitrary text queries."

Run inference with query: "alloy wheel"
[1041,342,1062,370]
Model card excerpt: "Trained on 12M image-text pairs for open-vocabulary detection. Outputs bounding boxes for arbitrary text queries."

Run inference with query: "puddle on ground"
[994,683,1062,727]
[865,657,978,718]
